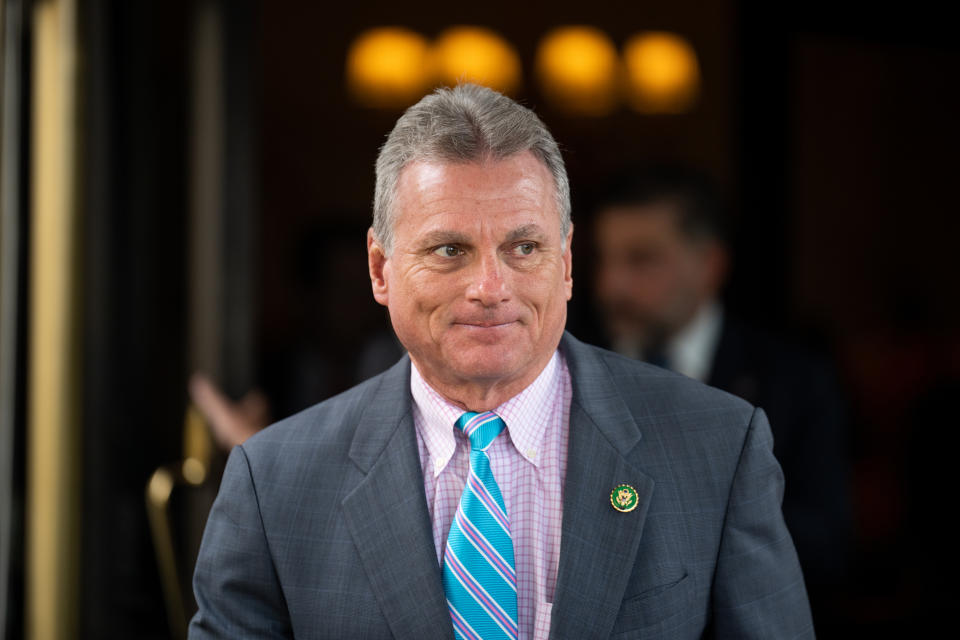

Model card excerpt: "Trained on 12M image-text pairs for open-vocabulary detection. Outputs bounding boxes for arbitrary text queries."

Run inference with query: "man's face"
[594,203,721,350]
[368,152,573,398]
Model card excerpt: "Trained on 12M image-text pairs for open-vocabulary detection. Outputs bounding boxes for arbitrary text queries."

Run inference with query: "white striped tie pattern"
[443,411,519,640]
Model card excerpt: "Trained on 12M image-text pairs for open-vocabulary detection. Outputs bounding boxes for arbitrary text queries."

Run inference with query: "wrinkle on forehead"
[399,154,552,206]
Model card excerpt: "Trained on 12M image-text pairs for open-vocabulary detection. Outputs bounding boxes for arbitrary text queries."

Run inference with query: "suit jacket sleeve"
[189,445,293,639]
[711,407,815,639]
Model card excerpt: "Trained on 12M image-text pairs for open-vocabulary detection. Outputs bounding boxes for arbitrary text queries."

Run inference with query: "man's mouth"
[456,320,517,328]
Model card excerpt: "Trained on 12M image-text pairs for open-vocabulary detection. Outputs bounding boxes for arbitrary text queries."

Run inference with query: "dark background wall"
[80,1,190,637]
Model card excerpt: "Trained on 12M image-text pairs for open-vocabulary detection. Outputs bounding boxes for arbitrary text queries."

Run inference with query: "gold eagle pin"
[611,484,639,513]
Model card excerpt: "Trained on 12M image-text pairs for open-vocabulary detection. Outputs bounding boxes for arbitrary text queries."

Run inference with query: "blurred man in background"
[592,165,851,621]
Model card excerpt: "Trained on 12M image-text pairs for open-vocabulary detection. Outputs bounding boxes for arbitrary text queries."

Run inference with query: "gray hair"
[373,83,571,254]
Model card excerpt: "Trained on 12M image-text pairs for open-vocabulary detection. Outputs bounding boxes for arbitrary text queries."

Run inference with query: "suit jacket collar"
[346,354,414,473]
[342,355,455,640]
[560,332,644,453]
[341,334,655,639]
[550,333,655,638]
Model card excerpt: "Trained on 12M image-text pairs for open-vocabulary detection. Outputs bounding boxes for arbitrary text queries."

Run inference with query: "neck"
[411,356,553,413]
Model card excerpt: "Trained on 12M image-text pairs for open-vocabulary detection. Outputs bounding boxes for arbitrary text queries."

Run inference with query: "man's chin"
[445,344,528,382]
[607,325,647,345]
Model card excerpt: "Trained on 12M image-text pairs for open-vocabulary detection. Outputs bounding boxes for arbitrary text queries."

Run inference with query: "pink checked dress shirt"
[411,350,571,640]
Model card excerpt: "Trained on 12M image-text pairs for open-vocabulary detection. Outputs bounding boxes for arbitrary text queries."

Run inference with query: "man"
[592,165,849,612]
[190,85,813,639]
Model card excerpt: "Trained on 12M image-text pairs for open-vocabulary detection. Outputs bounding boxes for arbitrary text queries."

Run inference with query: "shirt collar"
[411,350,562,477]
[666,300,723,382]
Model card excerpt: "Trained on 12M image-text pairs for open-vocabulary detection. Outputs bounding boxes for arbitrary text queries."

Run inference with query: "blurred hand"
[189,373,270,449]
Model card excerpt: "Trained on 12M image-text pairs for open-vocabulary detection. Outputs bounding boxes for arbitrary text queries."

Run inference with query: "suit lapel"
[550,334,655,639]
[341,357,453,640]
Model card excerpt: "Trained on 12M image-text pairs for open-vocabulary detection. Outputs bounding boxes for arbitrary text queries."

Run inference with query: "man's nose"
[466,251,510,306]
[595,262,624,299]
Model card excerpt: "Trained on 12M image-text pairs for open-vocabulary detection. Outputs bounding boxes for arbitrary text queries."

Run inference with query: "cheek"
[651,252,691,295]
[410,279,461,333]
[674,257,706,296]
[595,264,627,297]
[527,273,570,319]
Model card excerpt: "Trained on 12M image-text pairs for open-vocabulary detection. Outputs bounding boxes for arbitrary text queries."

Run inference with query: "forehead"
[595,203,685,240]
[392,152,560,235]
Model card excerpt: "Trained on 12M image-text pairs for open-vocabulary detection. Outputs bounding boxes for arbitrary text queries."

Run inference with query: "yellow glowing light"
[346,27,432,108]
[535,26,619,116]
[431,27,521,95]
[623,32,700,114]
[182,457,207,486]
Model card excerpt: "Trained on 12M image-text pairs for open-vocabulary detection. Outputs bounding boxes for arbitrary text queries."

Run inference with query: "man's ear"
[691,239,729,302]
[703,240,729,299]
[367,228,390,306]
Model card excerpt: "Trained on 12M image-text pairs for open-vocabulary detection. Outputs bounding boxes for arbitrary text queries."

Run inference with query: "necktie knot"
[456,411,505,452]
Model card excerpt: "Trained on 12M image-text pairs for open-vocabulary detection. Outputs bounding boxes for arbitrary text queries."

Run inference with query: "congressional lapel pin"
[611,484,639,513]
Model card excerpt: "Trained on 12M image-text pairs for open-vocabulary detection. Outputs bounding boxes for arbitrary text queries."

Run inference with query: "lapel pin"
[611,484,639,513]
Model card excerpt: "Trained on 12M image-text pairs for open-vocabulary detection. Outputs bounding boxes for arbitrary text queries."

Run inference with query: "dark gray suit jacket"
[190,333,814,639]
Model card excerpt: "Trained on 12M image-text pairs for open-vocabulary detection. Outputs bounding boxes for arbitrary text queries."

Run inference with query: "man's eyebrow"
[505,224,548,243]
[418,230,470,247]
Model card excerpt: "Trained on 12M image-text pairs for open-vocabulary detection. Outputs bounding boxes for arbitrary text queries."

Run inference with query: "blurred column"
[189,0,257,400]
[219,0,258,397]
[177,0,258,627]
[26,0,82,638]
[1,1,28,637]
[189,0,224,380]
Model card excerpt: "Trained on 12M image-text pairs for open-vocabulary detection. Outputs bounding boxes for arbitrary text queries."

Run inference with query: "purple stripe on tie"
[449,602,483,640]
[447,548,519,636]
[447,552,518,638]
[466,472,510,532]
[455,510,517,587]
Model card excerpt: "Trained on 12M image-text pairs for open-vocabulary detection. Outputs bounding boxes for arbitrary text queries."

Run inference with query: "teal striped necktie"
[442,411,519,640]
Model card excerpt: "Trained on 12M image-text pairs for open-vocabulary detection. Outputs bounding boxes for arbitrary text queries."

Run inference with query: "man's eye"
[514,242,536,256]
[433,245,462,257]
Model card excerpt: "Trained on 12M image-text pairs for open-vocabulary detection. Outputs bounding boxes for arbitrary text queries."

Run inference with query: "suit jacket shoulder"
[561,333,759,471]
[583,336,755,421]
[243,355,410,459]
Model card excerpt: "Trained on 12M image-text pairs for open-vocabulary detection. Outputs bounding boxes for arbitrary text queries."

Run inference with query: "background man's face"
[594,203,719,350]
[369,152,573,394]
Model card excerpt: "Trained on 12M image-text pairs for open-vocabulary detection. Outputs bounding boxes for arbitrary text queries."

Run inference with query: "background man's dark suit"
[708,315,850,597]
[190,333,813,639]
